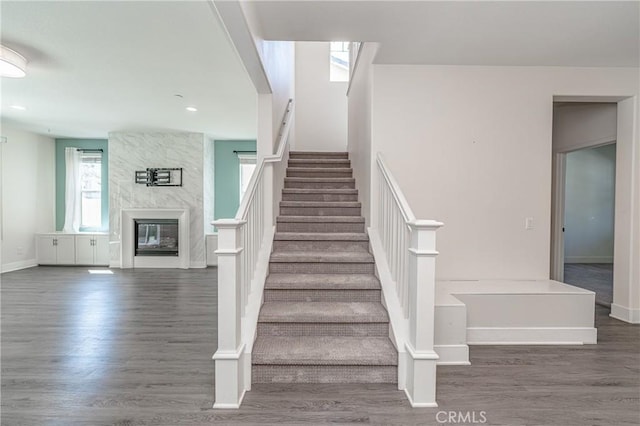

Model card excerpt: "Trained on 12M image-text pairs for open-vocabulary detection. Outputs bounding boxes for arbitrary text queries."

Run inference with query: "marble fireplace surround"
[121,208,190,269]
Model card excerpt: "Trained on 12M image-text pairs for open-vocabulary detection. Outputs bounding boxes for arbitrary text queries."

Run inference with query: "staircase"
[252,151,398,384]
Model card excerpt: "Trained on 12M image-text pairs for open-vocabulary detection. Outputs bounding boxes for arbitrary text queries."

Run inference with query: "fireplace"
[121,208,190,269]
[135,219,178,256]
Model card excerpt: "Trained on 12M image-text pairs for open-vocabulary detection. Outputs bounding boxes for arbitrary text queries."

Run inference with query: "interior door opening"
[551,101,617,308]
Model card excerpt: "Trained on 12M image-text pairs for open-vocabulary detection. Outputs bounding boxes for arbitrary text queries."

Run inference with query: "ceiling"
[1,1,638,140]
[0,1,257,139]
[248,0,639,66]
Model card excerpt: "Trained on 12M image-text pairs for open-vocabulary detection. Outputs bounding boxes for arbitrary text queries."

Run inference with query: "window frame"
[79,151,103,232]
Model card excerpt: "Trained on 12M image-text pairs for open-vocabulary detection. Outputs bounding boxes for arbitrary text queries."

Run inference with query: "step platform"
[434,280,598,365]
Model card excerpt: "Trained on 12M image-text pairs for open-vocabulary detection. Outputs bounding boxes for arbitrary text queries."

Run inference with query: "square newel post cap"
[212,218,246,229]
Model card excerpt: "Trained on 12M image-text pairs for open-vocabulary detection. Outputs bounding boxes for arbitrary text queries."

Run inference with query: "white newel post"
[212,218,247,408]
[405,219,443,407]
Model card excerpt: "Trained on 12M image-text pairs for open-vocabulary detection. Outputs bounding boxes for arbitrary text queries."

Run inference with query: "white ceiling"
[248,0,639,66]
[0,1,257,139]
[1,1,638,140]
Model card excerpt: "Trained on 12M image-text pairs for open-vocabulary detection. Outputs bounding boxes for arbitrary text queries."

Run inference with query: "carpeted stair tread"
[274,232,368,241]
[265,273,380,290]
[277,215,364,223]
[270,251,374,263]
[280,201,361,208]
[285,177,355,183]
[259,302,389,323]
[282,188,358,194]
[289,151,349,158]
[252,336,397,365]
[287,167,353,173]
[288,158,351,166]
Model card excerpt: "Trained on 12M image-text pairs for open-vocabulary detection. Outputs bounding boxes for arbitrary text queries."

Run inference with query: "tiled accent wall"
[108,132,205,267]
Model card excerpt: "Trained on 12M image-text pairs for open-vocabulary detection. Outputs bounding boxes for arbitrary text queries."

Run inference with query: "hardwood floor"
[2,266,639,425]
[564,263,614,306]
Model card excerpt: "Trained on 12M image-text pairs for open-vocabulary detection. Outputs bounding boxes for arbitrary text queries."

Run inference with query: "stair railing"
[212,99,293,409]
[369,152,443,407]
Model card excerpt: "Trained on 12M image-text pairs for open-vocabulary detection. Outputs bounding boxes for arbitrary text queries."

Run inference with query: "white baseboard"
[564,256,613,263]
[434,344,470,365]
[467,326,597,345]
[610,304,640,324]
[2,259,37,273]
[110,260,121,268]
[190,260,207,269]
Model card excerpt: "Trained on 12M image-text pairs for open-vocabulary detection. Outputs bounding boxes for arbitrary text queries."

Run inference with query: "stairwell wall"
[367,66,638,287]
[294,42,348,151]
[347,43,378,227]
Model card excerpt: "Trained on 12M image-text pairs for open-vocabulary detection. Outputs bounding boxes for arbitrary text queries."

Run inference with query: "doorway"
[563,144,616,306]
[550,102,617,307]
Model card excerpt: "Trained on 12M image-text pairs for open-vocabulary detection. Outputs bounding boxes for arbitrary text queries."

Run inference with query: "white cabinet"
[75,235,109,265]
[36,234,76,265]
[37,233,109,266]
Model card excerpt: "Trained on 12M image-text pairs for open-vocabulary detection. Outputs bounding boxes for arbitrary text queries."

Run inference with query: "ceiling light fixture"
[186,106,198,112]
[0,45,27,78]
[10,105,26,111]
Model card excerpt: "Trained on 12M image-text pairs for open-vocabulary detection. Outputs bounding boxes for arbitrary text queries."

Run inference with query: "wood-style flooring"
[564,263,614,306]
[2,266,639,425]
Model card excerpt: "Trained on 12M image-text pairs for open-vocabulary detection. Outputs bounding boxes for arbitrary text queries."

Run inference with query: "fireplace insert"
[134,219,179,256]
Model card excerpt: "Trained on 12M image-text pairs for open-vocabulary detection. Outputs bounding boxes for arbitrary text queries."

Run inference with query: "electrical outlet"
[525,217,534,230]
[16,246,24,255]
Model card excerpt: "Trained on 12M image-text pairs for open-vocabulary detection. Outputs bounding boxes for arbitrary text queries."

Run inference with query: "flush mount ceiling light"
[186,106,198,112]
[0,45,27,78]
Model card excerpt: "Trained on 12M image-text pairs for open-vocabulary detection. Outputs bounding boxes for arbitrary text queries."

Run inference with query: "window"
[238,154,256,200]
[80,151,102,230]
[330,41,350,82]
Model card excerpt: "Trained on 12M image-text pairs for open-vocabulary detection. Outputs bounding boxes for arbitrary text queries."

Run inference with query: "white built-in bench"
[434,280,597,365]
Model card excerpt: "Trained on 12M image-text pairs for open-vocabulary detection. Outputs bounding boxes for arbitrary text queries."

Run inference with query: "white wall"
[347,43,378,226]
[553,103,617,152]
[294,42,348,151]
[1,123,55,272]
[564,144,616,263]
[261,41,295,148]
[367,66,638,285]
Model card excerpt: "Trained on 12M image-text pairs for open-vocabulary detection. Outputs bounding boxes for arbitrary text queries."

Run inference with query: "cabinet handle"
[53,238,57,246]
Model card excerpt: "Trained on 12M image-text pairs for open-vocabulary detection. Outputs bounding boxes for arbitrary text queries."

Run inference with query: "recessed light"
[10,105,26,110]
[186,106,198,112]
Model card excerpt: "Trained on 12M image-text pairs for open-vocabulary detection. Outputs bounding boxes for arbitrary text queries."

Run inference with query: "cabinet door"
[94,236,110,265]
[75,235,94,265]
[55,235,76,265]
[36,236,57,265]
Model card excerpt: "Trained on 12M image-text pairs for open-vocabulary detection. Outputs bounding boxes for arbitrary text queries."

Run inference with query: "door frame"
[550,152,567,282]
